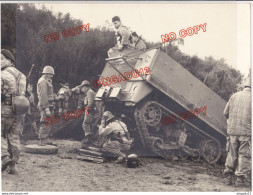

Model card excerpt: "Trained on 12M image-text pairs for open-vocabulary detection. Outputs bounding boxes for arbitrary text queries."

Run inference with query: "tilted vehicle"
[94,46,227,164]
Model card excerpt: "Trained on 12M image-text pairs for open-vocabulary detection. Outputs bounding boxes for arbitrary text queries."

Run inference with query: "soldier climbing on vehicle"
[108,16,131,57]
[129,32,146,51]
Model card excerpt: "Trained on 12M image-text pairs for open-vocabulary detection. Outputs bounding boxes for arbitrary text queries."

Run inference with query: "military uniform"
[134,37,146,51]
[99,120,132,157]
[224,87,251,179]
[115,25,131,48]
[81,88,96,136]
[37,75,54,139]
[57,86,72,114]
[1,65,26,169]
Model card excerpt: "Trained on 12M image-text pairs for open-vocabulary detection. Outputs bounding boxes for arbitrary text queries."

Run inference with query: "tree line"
[1,3,243,102]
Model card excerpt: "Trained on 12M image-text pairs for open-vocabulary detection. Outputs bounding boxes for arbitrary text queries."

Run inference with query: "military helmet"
[126,154,140,168]
[80,80,90,87]
[103,111,115,122]
[42,66,55,75]
[1,49,15,62]
[13,95,30,115]
[244,77,251,88]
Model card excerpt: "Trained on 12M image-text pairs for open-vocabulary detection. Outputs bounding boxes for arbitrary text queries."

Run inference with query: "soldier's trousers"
[82,109,100,137]
[224,135,251,177]
[58,100,69,113]
[39,108,53,139]
[101,140,131,157]
[1,115,23,164]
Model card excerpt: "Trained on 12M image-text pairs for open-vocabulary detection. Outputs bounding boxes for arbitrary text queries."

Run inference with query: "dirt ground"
[1,139,251,192]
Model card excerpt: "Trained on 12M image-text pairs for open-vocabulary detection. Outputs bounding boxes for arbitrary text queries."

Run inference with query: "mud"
[2,139,251,192]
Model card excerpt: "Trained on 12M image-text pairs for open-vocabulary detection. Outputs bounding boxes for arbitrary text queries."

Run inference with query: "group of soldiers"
[1,16,251,189]
[1,16,141,174]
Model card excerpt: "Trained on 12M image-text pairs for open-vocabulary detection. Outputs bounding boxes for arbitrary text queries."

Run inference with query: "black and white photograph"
[1,1,252,192]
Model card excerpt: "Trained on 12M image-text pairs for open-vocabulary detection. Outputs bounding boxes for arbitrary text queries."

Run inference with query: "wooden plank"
[76,148,102,156]
[77,155,104,164]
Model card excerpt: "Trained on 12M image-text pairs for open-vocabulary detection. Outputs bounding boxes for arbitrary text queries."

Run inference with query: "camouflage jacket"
[116,25,131,46]
[1,65,26,116]
[224,88,251,136]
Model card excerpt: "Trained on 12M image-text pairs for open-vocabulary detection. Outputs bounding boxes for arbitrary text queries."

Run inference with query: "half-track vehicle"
[94,46,227,164]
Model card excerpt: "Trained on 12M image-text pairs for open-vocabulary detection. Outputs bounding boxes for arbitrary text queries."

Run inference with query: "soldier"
[99,111,132,164]
[57,83,72,114]
[37,65,55,144]
[223,77,251,188]
[108,16,131,56]
[78,80,97,148]
[130,32,146,51]
[1,49,29,174]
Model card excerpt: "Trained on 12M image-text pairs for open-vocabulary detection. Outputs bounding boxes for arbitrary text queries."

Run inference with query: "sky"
[39,2,251,76]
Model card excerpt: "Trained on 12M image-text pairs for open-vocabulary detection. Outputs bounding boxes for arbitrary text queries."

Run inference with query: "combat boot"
[7,162,16,174]
[223,172,233,185]
[115,156,126,164]
[235,176,246,188]
[81,136,92,149]
[1,156,12,172]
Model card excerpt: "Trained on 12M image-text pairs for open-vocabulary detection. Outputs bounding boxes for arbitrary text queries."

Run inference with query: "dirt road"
[2,139,251,192]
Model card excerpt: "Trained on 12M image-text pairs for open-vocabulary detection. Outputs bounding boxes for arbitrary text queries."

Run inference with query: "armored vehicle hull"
[95,47,227,164]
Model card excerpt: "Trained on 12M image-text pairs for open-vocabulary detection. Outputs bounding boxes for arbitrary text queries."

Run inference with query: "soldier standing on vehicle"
[99,111,132,164]
[129,32,146,51]
[223,77,251,188]
[37,65,55,144]
[1,49,29,174]
[108,16,131,56]
[77,80,97,148]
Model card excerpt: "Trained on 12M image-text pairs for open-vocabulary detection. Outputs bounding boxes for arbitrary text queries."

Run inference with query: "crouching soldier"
[37,66,55,144]
[99,111,132,164]
[1,49,29,174]
[57,83,72,114]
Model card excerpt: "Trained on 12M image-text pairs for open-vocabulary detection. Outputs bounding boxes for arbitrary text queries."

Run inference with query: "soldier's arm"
[38,81,49,109]
[19,73,27,96]
[223,98,231,119]
[120,27,131,46]
[86,91,95,107]
[77,95,84,109]
[99,124,114,136]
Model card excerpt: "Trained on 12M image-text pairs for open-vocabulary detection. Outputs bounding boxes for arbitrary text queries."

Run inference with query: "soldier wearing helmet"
[223,76,251,187]
[37,65,55,143]
[77,80,97,147]
[1,49,28,174]
[99,111,132,164]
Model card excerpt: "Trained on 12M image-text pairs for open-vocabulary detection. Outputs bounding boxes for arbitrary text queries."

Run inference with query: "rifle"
[27,64,35,80]
[26,64,35,96]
